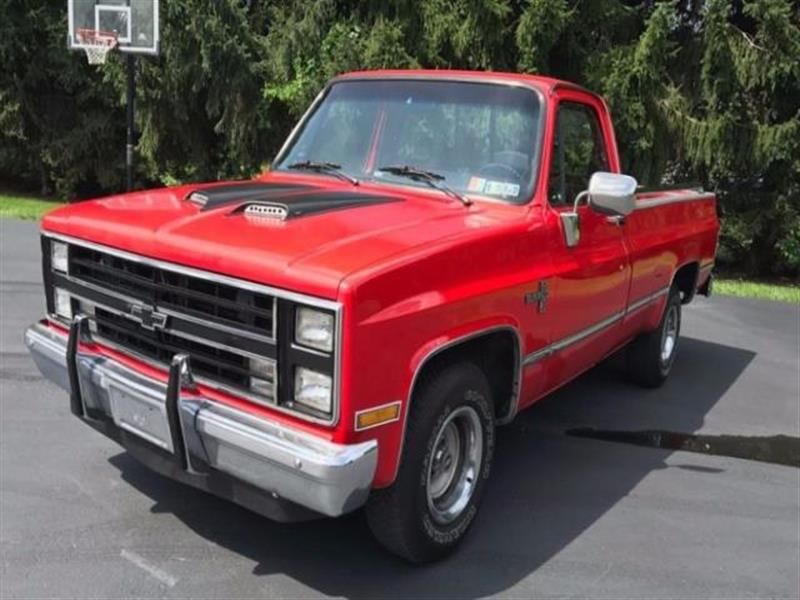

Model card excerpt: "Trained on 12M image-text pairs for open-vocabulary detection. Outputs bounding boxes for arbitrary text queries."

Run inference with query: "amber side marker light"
[355,402,401,431]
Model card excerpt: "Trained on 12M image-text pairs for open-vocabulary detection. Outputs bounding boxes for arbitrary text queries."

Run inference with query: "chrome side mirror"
[559,172,638,248]
[587,171,638,217]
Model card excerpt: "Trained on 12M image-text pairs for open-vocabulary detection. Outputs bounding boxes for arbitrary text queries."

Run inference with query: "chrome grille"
[69,245,276,338]
[93,307,255,393]
[63,244,278,404]
[45,234,342,425]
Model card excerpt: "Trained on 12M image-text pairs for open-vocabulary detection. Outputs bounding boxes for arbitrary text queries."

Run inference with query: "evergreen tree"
[0,0,125,196]
[1,0,797,276]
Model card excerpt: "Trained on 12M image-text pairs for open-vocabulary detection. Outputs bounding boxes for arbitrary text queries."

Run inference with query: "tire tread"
[366,361,493,563]
[627,286,681,388]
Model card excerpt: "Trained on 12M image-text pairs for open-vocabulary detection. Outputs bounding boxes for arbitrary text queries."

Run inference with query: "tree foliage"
[0,1,125,195]
[1,0,798,276]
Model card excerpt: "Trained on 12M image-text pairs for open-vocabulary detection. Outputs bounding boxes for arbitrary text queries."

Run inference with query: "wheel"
[366,362,495,563]
[627,285,682,388]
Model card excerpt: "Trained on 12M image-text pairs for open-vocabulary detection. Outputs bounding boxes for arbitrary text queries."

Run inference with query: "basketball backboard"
[68,0,159,56]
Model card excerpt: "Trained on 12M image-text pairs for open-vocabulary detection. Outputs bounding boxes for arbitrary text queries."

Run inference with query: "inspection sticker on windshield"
[468,177,520,198]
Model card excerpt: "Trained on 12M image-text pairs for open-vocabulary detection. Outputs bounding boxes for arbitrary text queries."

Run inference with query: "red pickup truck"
[26,70,718,563]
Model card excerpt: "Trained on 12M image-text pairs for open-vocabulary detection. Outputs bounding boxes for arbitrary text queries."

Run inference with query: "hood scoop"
[234,191,401,220]
[242,203,289,220]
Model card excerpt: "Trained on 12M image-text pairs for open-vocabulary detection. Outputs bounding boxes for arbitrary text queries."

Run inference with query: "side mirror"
[587,171,638,217]
[559,171,638,248]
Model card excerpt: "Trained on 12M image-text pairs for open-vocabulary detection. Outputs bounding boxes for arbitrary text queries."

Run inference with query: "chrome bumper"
[24,318,377,519]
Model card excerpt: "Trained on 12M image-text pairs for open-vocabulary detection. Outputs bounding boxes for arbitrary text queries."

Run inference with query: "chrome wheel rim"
[426,405,483,525]
[661,304,679,363]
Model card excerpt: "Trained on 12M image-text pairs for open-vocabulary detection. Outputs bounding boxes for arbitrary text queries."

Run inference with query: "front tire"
[627,285,682,388]
[366,362,495,563]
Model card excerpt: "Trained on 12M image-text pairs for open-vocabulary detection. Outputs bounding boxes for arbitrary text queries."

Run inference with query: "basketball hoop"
[76,28,118,65]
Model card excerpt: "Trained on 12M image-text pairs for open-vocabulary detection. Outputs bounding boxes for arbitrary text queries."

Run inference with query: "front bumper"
[24,317,377,520]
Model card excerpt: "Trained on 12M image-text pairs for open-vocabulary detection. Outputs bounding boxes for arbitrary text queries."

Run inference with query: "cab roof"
[332,69,596,98]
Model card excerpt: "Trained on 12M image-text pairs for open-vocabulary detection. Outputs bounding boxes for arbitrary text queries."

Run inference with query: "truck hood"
[42,179,520,299]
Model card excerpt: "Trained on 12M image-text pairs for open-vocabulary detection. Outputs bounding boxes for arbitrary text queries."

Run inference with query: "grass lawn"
[715,279,800,304]
[0,193,64,220]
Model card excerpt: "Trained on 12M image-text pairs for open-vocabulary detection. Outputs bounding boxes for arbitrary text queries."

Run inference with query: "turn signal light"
[355,402,401,431]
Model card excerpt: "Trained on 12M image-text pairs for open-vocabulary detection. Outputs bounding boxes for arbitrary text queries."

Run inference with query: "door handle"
[606,215,625,226]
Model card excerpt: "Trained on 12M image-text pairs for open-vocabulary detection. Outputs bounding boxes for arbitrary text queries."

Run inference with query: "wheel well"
[412,329,519,423]
[673,262,700,304]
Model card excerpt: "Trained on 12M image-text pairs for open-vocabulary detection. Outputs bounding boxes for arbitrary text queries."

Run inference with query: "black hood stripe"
[233,190,399,219]
[188,181,311,211]
[189,181,401,219]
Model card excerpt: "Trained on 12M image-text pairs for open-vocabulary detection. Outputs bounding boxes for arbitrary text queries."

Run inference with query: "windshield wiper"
[287,160,359,186]
[377,165,472,207]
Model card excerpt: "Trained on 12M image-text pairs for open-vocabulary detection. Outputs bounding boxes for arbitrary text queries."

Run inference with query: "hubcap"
[426,406,483,525]
[661,304,679,363]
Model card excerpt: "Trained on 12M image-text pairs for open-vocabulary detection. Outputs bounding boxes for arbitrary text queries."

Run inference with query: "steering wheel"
[477,162,523,181]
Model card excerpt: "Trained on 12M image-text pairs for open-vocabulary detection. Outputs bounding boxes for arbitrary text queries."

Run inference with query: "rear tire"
[627,285,682,388]
[366,362,495,564]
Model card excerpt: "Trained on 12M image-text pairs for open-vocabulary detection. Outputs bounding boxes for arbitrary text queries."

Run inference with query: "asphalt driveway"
[1,218,798,598]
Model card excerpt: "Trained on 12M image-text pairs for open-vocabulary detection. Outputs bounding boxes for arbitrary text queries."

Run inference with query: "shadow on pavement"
[108,336,755,598]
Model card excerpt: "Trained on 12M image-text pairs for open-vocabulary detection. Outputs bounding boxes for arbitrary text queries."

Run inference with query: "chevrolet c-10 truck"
[25,70,718,563]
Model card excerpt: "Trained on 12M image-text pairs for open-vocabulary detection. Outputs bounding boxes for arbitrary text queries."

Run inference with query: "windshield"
[274,79,543,204]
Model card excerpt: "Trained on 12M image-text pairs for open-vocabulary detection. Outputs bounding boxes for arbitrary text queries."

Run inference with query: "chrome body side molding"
[625,286,671,315]
[523,286,670,367]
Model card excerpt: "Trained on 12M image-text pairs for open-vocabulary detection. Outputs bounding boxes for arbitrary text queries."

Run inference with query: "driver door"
[542,96,630,389]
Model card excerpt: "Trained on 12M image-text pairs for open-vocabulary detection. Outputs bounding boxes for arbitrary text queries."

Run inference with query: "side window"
[548,102,609,206]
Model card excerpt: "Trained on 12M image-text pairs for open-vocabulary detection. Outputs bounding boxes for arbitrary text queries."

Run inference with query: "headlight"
[51,241,69,274]
[53,287,72,320]
[293,367,332,413]
[295,307,334,352]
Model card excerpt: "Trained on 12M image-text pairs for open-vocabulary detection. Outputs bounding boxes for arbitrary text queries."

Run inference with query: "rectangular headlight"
[293,367,332,413]
[51,241,69,274]
[53,287,72,320]
[295,307,334,353]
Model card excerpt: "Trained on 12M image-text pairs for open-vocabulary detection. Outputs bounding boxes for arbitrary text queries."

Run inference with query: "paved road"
[2,218,799,599]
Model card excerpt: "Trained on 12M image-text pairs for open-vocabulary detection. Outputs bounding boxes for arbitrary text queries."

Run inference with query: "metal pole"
[126,53,136,192]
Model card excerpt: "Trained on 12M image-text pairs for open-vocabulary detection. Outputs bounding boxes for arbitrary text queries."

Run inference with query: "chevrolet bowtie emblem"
[128,304,169,331]
[524,281,549,313]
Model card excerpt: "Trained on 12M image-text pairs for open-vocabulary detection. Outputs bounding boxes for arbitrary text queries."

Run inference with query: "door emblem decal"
[525,281,549,313]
